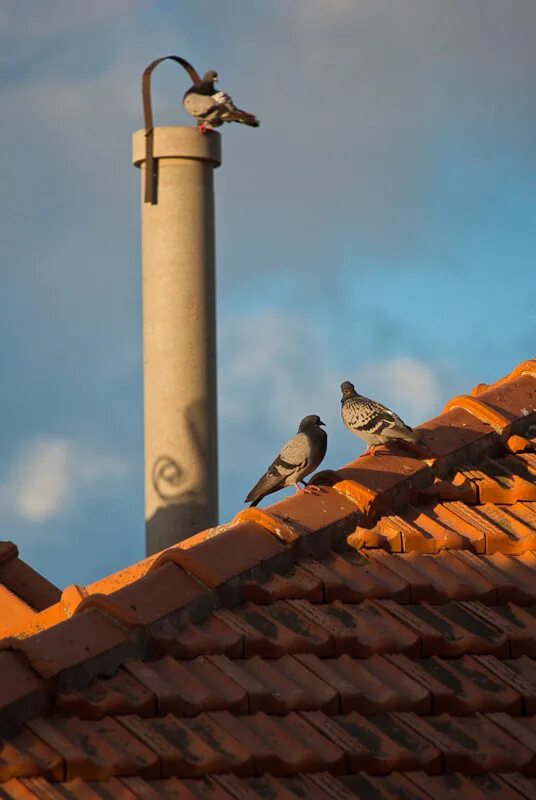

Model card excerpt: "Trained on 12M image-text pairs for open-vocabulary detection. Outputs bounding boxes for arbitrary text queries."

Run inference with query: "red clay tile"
[501,773,536,799]
[476,373,536,423]
[85,554,159,597]
[152,615,243,659]
[371,509,468,554]
[0,652,49,736]
[242,775,303,800]
[215,602,332,658]
[24,776,140,799]
[264,489,361,555]
[119,712,254,778]
[0,778,61,799]
[462,601,536,657]
[308,599,421,657]
[124,776,232,799]
[3,608,138,683]
[297,653,430,714]
[27,716,159,780]
[446,551,514,604]
[232,508,301,545]
[0,540,18,566]
[366,551,440,603]
[473,504,536,554]
[110,562,207,625]
[2,602,69,640]
[124,655,247,716]
[216,711,345,776]
[476,655,536,714]
[214,774,284,800]
[415,502,485,553]
[471,362,534,396]
[0,587,37,637]
[0,555,60,613]
[409,474,479,506]
[507,435,534,453]
[485,714,536,775]
[332,454,433,518]
[409,772,530,800]
[391,653,521,715]
[464,459,536,504]
[443,395,513,433]
[0,728,64,781]
[394,552,496,602]
[309,551,411,602]
[486,553,536,604]
[383,600,508,657]
[289,772,358,800]
[341,773,433,799]
[304,710,440,774]
[241,563,323,603]
[408,502,480,551]
[167,522,291,589]
[404,712,534,774]
[226,654,338,714]
[419,407,495,475]
[55,668,155,720]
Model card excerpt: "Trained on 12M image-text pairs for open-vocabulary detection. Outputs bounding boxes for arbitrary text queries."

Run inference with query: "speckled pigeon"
[340,381,428,456]
[245,415,327,507]
[182,70,260,133]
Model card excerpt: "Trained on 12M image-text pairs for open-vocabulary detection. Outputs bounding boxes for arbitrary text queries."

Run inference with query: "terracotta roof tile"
[1,357,536,793]
[0,543,60,613]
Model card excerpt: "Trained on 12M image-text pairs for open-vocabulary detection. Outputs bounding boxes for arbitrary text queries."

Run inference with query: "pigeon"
[182,70,260,133]
[245,415,327,507]
[340,381,429,456]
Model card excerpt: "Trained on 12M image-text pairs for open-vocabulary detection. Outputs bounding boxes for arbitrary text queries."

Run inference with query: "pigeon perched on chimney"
[182,70,260,133]
[245,415,327,507]
[340,381,428,456]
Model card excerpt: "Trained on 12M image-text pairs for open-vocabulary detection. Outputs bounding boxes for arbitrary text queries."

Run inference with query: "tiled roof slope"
[0,358,536,798]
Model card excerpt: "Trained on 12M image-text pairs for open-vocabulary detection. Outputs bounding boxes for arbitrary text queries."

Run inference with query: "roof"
[0,357,536,799]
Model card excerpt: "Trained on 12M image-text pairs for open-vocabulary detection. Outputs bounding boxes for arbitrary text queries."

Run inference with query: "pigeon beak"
[319,420,326,427]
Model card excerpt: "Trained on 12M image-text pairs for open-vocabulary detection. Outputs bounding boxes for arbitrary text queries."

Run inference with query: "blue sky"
[0,1,535,588]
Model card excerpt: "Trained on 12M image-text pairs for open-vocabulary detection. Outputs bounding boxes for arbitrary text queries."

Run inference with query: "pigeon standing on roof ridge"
[182,69,260,133]
[245,415,327,507]
[340,380,429,457]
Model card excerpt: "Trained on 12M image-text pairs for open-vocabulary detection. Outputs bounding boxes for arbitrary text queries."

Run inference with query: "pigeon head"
[341,381,357,401]
[202,69,219,83]
[298,414,326,432]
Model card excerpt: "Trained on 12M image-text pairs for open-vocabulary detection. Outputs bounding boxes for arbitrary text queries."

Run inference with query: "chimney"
[132,57,221,555]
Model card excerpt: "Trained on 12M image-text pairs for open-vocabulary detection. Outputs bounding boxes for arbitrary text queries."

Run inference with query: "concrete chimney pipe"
[132,126,221,555]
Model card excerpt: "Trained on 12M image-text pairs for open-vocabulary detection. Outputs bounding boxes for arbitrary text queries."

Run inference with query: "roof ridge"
[0,357,534,734]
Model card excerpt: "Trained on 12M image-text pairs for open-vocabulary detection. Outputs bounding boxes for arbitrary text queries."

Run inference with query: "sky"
[0,0,535,588]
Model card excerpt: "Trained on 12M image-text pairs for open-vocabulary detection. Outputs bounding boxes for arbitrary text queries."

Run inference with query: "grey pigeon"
[245,415,327,507]
[341,381,428,456]
[182,70,260,133]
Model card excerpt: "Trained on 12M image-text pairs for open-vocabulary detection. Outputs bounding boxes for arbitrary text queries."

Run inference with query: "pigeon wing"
[343,396,410,438]
[183,91,219,119]
[245,433,310,506]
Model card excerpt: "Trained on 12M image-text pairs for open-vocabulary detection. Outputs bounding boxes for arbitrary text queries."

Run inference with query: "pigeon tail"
[245,475,280,507]
[396,426,431,455]
[227,109,260,127]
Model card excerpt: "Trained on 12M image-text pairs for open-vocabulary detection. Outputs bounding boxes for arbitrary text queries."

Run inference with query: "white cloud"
[220,311,442,437]
[0,437,129,525]
[220,310,337,434]
[355,356,442,423]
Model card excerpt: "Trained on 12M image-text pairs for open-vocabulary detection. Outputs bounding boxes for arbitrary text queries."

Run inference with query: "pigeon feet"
[302,483,324,495]
[359,445,384,458]
[198,122,215,134]
[294,482,323,496]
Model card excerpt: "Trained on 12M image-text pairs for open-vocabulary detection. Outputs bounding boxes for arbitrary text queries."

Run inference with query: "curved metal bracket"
[142,56,201,205]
